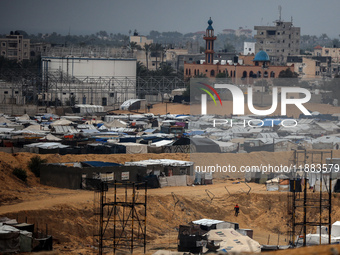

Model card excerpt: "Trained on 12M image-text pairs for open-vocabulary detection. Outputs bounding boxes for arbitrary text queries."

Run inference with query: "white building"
[243,42,255,55]
[41,56,137,106]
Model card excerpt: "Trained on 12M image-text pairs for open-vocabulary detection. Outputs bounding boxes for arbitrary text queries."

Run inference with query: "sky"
[1,0,339,38]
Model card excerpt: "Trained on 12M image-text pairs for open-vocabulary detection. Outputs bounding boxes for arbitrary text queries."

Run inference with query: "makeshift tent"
[103,119,127,128]
[116,143,148,154]
[0,224,33,253]
[50,118,74,126]
[190,137,221,153]
[120,99,146,111]
[204,228,261,253]
[40,134,62,141]
[0,117,13,125]
[266,175,290,191]
[213,140,238,153]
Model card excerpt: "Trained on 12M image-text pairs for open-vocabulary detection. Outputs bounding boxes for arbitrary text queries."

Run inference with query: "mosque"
[184,18,295,84]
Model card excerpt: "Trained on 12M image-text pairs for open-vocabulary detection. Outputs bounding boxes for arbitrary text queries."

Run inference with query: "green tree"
[27,156,47,177]
[150,43,163,70]
[278,68,299,78]
[137,61,148,76]
[216,72,227,78]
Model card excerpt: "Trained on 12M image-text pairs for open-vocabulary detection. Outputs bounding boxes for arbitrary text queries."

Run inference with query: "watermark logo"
[200,84,311,116]
[198,82,223,106]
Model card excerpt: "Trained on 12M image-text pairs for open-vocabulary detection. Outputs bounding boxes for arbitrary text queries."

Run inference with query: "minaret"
[203,17,217,64]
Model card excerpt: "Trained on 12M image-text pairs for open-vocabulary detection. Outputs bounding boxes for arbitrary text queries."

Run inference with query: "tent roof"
[50,118,74,126]
[205,228,261,253]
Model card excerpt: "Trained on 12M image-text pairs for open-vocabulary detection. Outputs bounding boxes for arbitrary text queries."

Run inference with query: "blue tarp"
[82,161,122,167]
[144,128,156,133]
[261,119,282,126]
[183,130,205,136]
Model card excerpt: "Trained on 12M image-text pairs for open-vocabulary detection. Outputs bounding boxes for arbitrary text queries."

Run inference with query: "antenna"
[278,5,282,21]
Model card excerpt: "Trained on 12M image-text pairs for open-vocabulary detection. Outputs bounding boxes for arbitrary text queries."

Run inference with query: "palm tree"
[143,43,151,70]
[151,43,163,70]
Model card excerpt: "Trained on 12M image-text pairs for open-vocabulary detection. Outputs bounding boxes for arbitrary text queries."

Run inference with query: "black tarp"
[0,231,20,253]
[334,179,340,193]
[289,179,302,192]
[190,138,221,153]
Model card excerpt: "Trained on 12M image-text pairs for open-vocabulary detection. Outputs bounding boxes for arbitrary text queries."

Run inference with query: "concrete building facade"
[254,20,300,65]
[244,42,255,55]
[130,35,153,47]
[0,32,30,62]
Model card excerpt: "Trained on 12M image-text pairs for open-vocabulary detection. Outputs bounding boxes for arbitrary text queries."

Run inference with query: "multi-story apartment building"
[254,20,300,65]
[0,31,30,62]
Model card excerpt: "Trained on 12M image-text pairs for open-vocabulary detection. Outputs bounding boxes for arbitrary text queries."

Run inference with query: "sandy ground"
[1,151,340,254]
[112,101,340,118]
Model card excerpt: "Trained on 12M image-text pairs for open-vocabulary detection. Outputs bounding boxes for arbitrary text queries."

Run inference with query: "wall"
[40,164,148,189]
[0,104,55,115]
[43,57,136,77]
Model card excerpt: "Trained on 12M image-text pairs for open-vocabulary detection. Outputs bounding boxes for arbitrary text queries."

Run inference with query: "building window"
[210,70,215,76]
[257,71,261,78]
[1,42,5,47]
[242,71,247,78]
[270,71,275,78]
[1,51,5,55]
[277,32,280,35]
[264,71,268,78]
[4,91,8,94]
[15,91,19,94]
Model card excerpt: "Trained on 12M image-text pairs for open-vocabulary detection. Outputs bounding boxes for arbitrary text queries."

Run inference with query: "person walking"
[234,204,240,217]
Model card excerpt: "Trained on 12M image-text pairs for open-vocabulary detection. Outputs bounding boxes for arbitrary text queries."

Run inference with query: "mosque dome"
[253,50,270,62]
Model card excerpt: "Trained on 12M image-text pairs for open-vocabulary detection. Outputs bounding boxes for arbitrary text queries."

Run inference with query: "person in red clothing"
[234,204,240,217]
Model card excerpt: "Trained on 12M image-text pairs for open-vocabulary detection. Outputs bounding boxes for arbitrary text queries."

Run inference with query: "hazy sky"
[1,0,339,38]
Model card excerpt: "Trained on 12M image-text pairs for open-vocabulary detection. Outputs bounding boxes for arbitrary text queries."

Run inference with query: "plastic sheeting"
[205,228,261,253]
[119,143,148,154]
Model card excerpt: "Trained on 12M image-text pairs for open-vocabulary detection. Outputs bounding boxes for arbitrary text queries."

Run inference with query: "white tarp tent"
[204,228,261,253]
[50,118,74,126]
[118,143,148,154]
